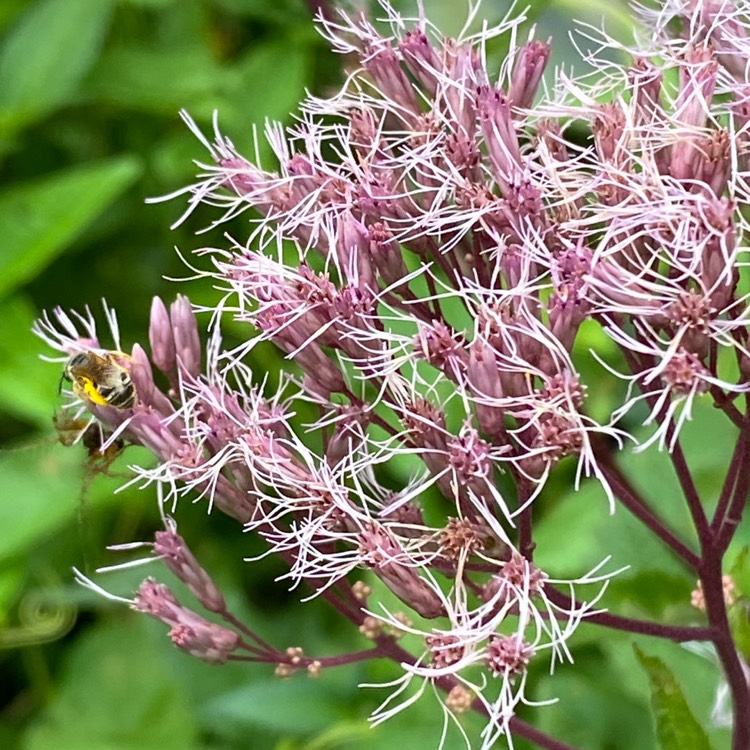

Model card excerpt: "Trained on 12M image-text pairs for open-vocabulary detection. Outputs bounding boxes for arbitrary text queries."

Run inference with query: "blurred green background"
[0,0,739,748]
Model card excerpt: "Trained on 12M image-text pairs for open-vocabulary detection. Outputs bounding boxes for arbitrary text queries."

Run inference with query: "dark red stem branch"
[591,439,700,569]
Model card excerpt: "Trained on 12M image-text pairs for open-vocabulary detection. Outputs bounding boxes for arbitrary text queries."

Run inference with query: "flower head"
[36,0,750,746]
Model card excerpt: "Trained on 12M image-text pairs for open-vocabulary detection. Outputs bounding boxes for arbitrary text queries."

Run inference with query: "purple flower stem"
[620,340,711,542]
[546,587,714,640]
[591,440,700,569]
[506,717,581,750]
[220,609,278,653]
[233,640,277,659]
[662,430,711,542]
[622,335,720,543]
[616,336,750,748]
[422,272,445,320]
[700,410,750,749]
[710,419,746,536]
[317,580,374,624]
[715,420,750,553]
[229,646,383,668]
[586,613,715,642]
[372,636,584,750]
[709,386,744,428]
[700,550,750,750]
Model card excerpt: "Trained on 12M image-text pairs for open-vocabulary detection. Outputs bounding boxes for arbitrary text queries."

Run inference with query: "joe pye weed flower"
[33,0,750,747]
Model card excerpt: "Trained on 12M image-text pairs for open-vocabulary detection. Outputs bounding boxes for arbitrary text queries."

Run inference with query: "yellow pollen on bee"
[77,377,109,406]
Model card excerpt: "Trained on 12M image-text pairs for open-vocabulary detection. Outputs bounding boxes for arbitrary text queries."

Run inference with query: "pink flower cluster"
[35,1,750,748]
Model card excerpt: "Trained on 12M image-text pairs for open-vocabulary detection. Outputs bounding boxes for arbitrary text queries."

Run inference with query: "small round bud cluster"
[482,555,547,605]
[691,575,737,610]
[439,517,485,561]
[307,660,323,678]
[445,684,475,714]
[359,616,383,640]
[486,634,534,677]
[352,580,372,601]
[385,611,413,639]
[660,348,711,396]
[275,663,295,678]
[426,633,465,669]
[286,646,305,665]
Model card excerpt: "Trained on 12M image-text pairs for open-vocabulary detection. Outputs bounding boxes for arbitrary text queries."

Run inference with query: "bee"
[53,411,126,469]
[62,351,137,409]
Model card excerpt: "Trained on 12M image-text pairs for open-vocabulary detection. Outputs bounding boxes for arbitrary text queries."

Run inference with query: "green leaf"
[86,46,224,115]
[532,642,657,749]
[0,431,152,564]
[0,156,142,299]
[634,645,713,750]
[606,570,692,618]
[0,440,103,564]
[24,619,200,750]
[729,601,750,664]
[0,564,24,622]
[202,677,346,736]
[0,295,62,426]
[0,0,26,34]
[0,0,114,135]
[301,721,374,750]
[730,547,749,594]
[0,441,87,563]
[211,0,308,22]
[230,37,311,124]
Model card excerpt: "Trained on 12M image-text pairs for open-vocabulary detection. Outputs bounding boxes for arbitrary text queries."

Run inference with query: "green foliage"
[0,296,62,425]
[0,1,336,747]
[531,640,656,749]
[634,645,714,750]
[727,549,750,662]
[535,396,731,586]
[202,677,352,737]
[24,619,201,750]
[0,158,141,299]
[0,0,114,139]
[728,600,750,665]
